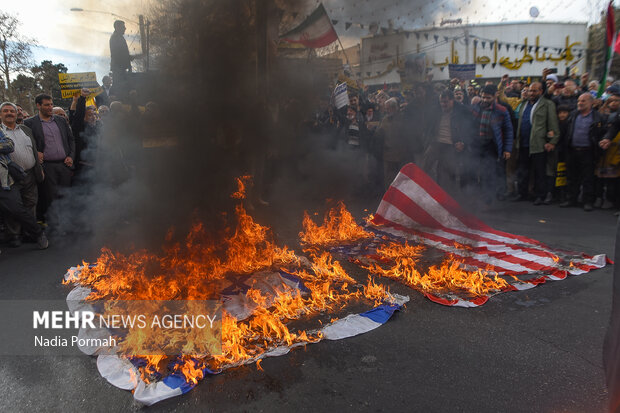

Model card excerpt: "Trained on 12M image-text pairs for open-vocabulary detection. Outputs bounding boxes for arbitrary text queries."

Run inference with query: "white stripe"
[97,355,139,390]
[133,379,183,406]
[322,313,382,340]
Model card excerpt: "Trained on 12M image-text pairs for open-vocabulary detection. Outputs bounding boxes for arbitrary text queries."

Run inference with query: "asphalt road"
[0,196,617,413]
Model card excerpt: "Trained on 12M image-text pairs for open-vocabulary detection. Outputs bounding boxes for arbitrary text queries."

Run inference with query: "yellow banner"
[59,72,102,99]
[555,162,567,187]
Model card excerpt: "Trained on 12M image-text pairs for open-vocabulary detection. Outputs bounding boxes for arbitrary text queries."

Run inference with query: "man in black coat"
[110,20,136,96]
[559,93,607,211]
[23,93,75,220]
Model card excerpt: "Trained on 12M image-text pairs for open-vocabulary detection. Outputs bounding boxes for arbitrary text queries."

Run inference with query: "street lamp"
[69,7,139,25]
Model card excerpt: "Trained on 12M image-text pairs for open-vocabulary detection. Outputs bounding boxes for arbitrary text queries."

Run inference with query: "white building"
[360,22,587,85]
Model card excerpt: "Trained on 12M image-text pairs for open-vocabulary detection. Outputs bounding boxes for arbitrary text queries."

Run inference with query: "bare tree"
[0,12,36,94]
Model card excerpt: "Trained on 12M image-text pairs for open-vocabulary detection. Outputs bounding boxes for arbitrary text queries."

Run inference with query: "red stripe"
[550,270,568,280]
[471,296,489,306]
[424,293,458,306]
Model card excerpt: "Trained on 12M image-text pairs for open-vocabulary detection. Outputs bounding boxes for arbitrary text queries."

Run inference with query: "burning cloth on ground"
[62,200,407,406]
[322,163,609,307]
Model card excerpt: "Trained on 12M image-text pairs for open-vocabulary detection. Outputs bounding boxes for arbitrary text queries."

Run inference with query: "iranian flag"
[280,4,338,49]
[598,1,619,97]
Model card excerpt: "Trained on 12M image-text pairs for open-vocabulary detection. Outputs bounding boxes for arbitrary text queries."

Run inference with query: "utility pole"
[139,15,150,71]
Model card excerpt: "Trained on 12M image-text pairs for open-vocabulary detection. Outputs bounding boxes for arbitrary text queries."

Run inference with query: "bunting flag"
[598,1,619,97]
[280,4,338,49]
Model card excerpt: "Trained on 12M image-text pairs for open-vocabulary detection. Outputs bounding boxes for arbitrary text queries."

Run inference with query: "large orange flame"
[299,201,372,247]
[64,183,394,385]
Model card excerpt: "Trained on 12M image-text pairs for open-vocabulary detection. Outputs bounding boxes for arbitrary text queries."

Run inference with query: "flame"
[65,204,298,301]
[66,191,513,386]
[231,175,252,199]
[300,201,373,247]
[362,241,509,296]
[65,187,395,386]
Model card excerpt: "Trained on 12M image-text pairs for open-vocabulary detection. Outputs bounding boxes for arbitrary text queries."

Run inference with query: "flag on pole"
[280,4,338,49]
[598,1,617,97]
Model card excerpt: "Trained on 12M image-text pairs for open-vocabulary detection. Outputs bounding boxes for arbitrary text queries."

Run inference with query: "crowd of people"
[0,75,151,253]
[313,69,620,214]
[1,61,619,254]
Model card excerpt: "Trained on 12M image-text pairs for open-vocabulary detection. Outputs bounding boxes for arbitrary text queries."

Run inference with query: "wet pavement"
[0,195,616,412]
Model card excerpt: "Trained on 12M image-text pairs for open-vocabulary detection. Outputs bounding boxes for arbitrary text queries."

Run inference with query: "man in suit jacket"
[514,82,560,205]
[24,93,75,221]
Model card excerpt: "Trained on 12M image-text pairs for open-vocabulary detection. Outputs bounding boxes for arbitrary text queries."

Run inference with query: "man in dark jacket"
[110,20,135,96]
[24,93,75,220]
[422,89,473,194]
[70,89,101,174]
[560,92,607,211]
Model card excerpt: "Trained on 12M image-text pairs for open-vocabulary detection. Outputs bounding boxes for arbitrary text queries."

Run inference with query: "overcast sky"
[4,0,613,82]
